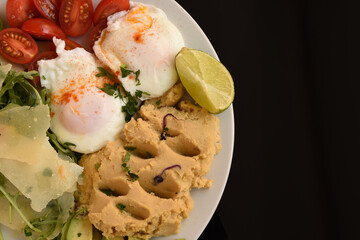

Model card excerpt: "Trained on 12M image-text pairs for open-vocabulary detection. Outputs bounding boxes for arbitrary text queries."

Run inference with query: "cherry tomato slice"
[51,0,62,9]
[6,0,41,28]
[59,0,93,37]
[89,22,107,51]
[0,28,38,64]
[21,18,66,40]
[33,0,59,23]
[50,38,83,51]
[93,0,130,25]
[27,51,57,87]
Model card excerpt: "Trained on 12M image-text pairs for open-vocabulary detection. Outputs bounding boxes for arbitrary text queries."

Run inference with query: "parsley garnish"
[96,67,114,80]
[97,83,121,98]
[94,163,100,170]
[122,152,139,182]
[156,99,161,105]
[116,203,126,211]
[120,64,141,86]
[124,146,136,151]
[96,68,142,122]
[99,188,119,197]
[135,89,150,98]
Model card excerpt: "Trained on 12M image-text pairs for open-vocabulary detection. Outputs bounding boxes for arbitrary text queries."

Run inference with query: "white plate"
[0,0,234,239]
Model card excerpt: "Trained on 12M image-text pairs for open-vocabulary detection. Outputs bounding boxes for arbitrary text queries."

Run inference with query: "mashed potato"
[78,85,221,239]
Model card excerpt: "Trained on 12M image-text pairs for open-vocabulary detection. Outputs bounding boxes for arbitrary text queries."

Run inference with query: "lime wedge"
[175,47,234,114]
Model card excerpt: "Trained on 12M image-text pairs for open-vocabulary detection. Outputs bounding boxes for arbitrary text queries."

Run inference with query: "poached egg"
[38,38,126,154]
[93,3,185,99]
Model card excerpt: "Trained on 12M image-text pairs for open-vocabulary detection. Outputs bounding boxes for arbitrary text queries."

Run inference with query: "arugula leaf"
[47,129,82,163]
[0,184,41,233]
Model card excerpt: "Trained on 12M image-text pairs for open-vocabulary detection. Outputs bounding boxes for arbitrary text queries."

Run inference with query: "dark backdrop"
[176,0,360,239]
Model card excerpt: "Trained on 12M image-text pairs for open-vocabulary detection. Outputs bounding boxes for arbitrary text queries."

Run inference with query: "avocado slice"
[66,217,93,240]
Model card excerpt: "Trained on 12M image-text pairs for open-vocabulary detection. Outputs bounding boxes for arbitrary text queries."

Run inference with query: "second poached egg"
[93,3,185,99]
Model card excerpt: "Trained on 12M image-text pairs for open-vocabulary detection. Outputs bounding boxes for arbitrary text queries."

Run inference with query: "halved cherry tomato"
[59,0,93,37]
[21,18,66,40]
[51,0,62,9]
[93,0,130,25]
[89,22,107,51]
[0,28,38,64]
[6,0,41,28]
[27,51,57,87]
[50,38,83,51]
[33,0,59,23]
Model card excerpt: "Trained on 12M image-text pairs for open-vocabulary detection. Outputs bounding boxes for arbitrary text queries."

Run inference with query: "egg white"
[39,38,126,154]
[93,3,185,99]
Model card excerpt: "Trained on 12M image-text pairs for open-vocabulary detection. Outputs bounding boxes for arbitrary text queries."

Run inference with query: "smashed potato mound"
[78,92,221,239]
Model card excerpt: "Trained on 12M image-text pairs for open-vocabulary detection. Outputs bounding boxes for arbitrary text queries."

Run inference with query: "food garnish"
[175,47,235,114]
[160,113,176,140]
[120,64,141,86]
[153,164,181,185]
[116,203,126,211]
[122,152,139,182]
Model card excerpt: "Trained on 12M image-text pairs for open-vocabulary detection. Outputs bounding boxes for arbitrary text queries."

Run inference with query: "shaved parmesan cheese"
[0,64,11,87]
[0,104,83,212]
[0,104,51,165]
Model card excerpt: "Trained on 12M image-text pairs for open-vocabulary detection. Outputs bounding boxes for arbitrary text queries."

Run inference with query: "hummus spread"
[78,85,221,239]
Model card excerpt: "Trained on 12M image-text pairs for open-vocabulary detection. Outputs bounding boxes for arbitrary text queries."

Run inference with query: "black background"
[176,0,360,239]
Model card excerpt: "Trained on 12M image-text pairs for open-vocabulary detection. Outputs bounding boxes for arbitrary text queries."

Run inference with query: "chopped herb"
[120,64,132,78]
[116,203,126,211]
[134,69,141,85]
[77,232,82,237]
[42,168,53,177]
[120,65,141,86]
[123,152,131,162]
[122,163,129,172]
[127,171,139,182]
[42,75,46,80]
[146,152,152,159]
[97,83,121,98]
[153,165,182,185]
[121,152,139,182]
[94,163,100,170]
[99,189,117,196]
[124,146,136,151]
[97,76,141,122]
[96,67,115,80]
[156,99,161,105]
[135,89,150,98]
